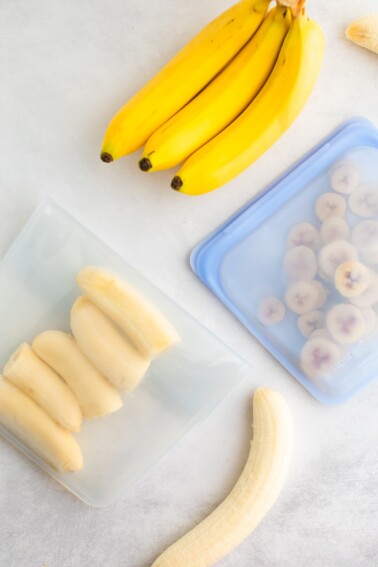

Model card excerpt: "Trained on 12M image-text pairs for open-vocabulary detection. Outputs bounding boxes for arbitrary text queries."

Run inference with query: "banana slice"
[312,280,328,308]
[315,192,346,221]
[3,343,82,432]
[334,261,370,298]
[286,223,320,251]
[318,240,359,279]
[330,161,360,194]
[283,246,317,280]
[346,15,378,55]
[351,220,378,262]
[300,338,341,379]
[76,267,181,359]
[256,296,286,326]
[285,281,319,315]
[297,310,325,338]
[349,271,378,307]
[151,388,293,567]
[320,217,350,245]
[71,297,150,391]
[32,331,123,419]
[348,184,378,218]
[0,377,83,472]
[326,303,366,344]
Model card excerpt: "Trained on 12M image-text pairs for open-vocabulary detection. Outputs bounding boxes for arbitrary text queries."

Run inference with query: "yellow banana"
[139,7,291,172]
[346,15,378,55]
[100,0,270,162]
[151,389,293,567]
[171,9,324,196]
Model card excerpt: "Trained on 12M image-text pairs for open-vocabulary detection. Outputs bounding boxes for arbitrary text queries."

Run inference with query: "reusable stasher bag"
[0,199,249,506]
[192,118,378,404]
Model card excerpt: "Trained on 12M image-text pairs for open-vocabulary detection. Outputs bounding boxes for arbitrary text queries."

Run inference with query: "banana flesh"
[151,388,293,567]
[346,15,378,55]
[0,377,83,472]
[171,11,324,196]
[32,331,123,419]
[76,267,181,359]
[140,7,291,172]
[71,296,150,391]
[3,343,82,432]
[100,0,270,161]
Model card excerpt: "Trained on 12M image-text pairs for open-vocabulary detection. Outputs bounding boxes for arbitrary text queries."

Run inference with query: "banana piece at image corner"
[139,6,291,172]
[346,15,378,55]
[0,377,83,473]
[100,0,270,162]
[151,388,293,567]
[171,8,325,196]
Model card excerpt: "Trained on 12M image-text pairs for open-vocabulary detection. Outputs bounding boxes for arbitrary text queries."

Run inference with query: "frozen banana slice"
[76,267,181,359]
[286,223,320,251]
[330,161,360,194]
[326,303,366,344]
[71,297,150,391]
[334,261,370,298]
[297,310,325,338]
[315,192,346,221]
[346,15,378,55]
[351,220,378,262]
[320,217,350,245]
[283,246,317,280]
[3,343,82,432]
[285,281,319,315]
[32,331,123,419]
[349,184,378,218]
[0,377,83,472]
[256,296,286,326]
[300,338,341,378]
[349,271,378,307]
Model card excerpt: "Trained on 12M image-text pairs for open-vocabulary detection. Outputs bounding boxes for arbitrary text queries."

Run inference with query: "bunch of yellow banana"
[101,0,324,196]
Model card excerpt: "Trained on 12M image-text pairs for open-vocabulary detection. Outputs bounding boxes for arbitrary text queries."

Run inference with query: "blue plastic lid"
[191,118,378,404]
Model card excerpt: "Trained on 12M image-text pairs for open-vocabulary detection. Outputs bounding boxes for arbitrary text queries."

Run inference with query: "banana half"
[151,388,293,567]
[0,377,83,472]
[76,267,181,359]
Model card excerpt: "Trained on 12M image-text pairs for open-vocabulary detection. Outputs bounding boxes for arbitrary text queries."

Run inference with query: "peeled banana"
[32,331,123,419]
[139,6,291,172]
[100,0,270,161]
[0,377,83,472]
[171,9,324,196]
[3,343,82,432]
[151,388,293,567]
[346,15,378,55]
[71,297,150,391]
[76,267,180,359]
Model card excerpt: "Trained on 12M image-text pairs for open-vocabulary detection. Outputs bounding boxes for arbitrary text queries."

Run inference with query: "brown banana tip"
[171,176,183,191]
[101,152,113,163]
[139,157,152,172]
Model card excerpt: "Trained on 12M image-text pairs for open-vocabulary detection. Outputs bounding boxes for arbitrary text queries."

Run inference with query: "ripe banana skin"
[32,331,123,419]
[346,15,378,55]
[3,343,82,432]
[171,10,325,196]
[0,377,83,472]
[100,0,270,161]
[71,297,150,392]
[151,388,293,567]
[140,7,291,172]
[76,267,181,359]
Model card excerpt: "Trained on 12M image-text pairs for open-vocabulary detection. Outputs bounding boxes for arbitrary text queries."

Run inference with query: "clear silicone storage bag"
[192,118,378,405]
[0,199,250,506]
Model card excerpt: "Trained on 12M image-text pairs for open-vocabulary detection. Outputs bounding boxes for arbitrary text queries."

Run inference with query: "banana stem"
[276,0,305,17]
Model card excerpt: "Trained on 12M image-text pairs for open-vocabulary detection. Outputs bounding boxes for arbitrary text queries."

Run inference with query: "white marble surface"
[1,1,378,565]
